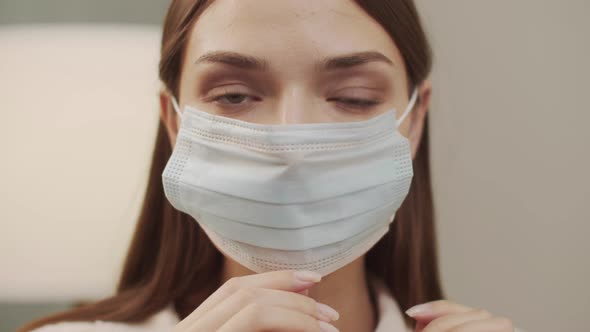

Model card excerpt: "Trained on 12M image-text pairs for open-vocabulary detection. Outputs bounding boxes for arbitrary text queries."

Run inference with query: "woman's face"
[163,0,430,156]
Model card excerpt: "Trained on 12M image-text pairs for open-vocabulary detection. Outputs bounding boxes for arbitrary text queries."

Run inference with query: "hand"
[406,300,514,332]
[173,270,340,332]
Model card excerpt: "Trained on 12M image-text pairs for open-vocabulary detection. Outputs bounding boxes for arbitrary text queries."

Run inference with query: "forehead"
[187,0,404,71]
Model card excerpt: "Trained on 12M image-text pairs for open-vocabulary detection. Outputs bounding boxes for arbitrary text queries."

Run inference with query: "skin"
[159,0,515,331]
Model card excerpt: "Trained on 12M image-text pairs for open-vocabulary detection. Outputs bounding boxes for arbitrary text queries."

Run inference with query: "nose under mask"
[162,88,418,276]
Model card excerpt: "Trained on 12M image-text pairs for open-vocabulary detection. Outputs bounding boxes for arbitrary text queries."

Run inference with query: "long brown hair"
[20,0,442,330]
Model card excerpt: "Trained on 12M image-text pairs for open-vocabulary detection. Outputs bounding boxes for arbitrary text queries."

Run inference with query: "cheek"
[171,117,181,146]
[396,118,417,159]
[164,115,180,149]
[397,120,412,138]
[168,131,177,149]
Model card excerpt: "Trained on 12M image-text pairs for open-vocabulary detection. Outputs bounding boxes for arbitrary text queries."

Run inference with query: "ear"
[408,80,432,159]
[159,89,180,148]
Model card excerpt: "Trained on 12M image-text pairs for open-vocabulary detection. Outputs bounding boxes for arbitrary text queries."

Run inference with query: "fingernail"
[405,303,433,317]
[294,270,322,284]
[316,302,340,321]
[318,321,339,332]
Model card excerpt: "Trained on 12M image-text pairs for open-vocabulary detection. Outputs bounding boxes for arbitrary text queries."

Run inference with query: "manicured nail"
[405,303,433,317]
[294,270,322,283]
[316,302,340,321]
[318,320,339,332]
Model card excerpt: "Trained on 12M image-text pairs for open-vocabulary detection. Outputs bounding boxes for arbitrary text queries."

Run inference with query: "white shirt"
[31,277,411,332]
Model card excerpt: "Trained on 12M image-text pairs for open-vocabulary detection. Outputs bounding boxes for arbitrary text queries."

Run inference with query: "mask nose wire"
[395,87,419,128]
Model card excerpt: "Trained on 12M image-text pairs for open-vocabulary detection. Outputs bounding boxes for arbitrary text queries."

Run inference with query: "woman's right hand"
[173,270,340,332]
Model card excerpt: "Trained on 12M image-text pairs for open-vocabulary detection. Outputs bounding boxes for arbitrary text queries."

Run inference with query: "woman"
[22,0,516,331]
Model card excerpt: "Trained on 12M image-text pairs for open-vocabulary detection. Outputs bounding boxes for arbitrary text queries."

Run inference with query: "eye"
[328,97,381,109]
[212,93,259,105]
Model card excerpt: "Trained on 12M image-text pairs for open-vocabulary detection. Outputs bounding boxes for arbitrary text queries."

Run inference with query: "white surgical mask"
[162,88,418,276]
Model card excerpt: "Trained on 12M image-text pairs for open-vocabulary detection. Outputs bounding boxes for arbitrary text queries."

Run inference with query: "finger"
[217,303,338,332]
[177,270,321,329]
[420,309,492,332]
[298,288,310,296]
[406,300,472,324]
[441,317,515,332]
[188,287,339,331]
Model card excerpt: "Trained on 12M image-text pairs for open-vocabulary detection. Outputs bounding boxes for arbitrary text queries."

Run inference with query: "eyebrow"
[321,51,394,70]
[195,51,269,70]
[194,51,393,71]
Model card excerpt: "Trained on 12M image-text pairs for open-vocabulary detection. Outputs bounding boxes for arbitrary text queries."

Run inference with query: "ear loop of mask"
[170,94,182,117]
[396,87,419,128]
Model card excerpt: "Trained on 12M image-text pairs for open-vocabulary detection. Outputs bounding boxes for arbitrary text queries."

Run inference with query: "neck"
[221,256,377,332]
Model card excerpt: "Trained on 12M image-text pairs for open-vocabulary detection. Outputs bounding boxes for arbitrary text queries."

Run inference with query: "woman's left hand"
[405,300,515,332]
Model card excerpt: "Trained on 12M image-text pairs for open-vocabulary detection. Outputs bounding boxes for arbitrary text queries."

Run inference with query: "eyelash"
[211,93,381,109]
[327,97,381,108]
[212,93,260,105]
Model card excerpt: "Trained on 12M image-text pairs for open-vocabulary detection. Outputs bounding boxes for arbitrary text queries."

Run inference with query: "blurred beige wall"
[417,1,590,331]
[0,25,161,300]
[0,2,588,332]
